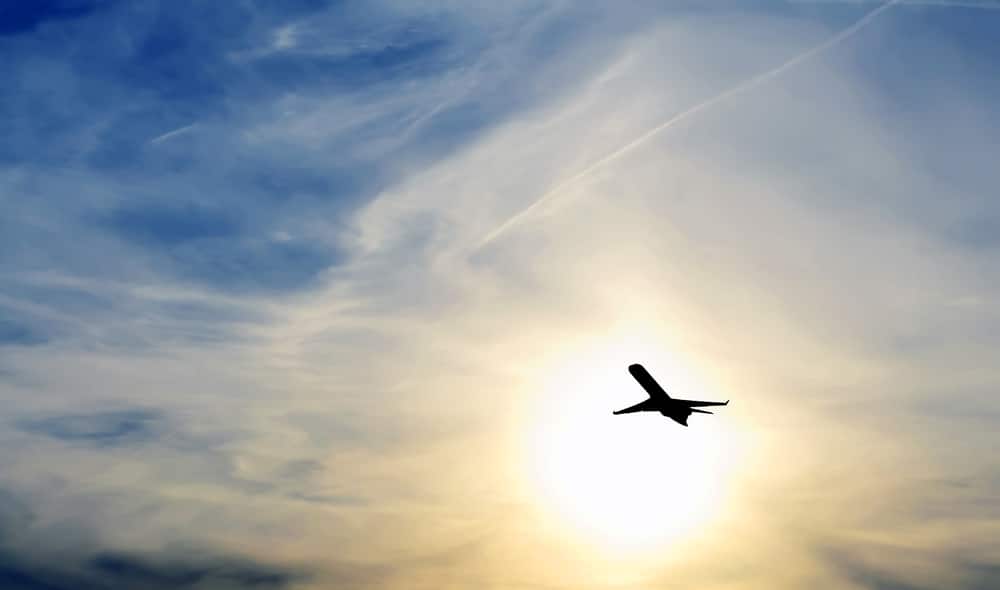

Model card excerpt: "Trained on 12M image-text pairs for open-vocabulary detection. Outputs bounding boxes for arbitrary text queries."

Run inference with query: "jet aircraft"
[613,363,728,426]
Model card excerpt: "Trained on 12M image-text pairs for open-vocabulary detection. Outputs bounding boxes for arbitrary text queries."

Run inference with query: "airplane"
[613,363,729,426]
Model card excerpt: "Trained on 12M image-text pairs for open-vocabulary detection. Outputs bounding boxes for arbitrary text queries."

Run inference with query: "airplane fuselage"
[613,364,728,426]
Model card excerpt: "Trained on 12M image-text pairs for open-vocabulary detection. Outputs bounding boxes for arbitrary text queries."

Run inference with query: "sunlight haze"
[1,1,999,589]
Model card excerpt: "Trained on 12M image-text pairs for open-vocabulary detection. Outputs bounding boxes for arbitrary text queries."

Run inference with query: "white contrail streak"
[150,123,198,145]
[474,0,901,251]
[790,0,999,9]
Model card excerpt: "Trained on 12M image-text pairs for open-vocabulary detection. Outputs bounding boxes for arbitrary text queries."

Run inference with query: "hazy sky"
[2,1,999,588]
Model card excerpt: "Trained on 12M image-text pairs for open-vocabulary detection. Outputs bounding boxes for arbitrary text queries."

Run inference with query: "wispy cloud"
[475,0,901,250]
[17,409,163,448]
[0,488,310,590]
[149,123,198,145]
[2,1,999,588]
[789,0,1000,9]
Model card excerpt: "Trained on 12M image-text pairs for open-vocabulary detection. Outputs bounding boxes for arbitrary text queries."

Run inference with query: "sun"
[522,338,738,555]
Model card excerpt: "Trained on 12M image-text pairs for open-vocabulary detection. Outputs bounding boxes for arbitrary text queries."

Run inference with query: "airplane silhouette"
[613,363,729,426]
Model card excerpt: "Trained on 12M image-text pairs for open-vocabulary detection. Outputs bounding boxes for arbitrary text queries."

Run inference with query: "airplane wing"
[627,364,670,400]
[612,398,658,415]
[680,399,729,407]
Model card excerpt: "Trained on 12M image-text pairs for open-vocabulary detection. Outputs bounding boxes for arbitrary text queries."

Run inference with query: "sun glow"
[523,337,739,555]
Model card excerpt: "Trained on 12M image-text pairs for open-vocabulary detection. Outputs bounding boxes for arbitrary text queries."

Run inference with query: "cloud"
[0,551,305,590]
[822,546,1000,590]
[0,0,105,36]
[475,0,901,250]
[272,3,1000,586]
[17,409,163,447]
[0,0,605,327]
[789,0,1000,9]
[149,123,198,145]
[103,204,241,247]
[2,1,999,588]
[0,488,311,590]
[0,318,47,347]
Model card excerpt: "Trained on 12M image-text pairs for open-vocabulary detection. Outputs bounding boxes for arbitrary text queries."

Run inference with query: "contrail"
[474,0,900,251]
[150,123,197,145]
[789,0,999,9]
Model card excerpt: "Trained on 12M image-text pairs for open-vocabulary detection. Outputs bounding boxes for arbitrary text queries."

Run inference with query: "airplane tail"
[690,408,713,415]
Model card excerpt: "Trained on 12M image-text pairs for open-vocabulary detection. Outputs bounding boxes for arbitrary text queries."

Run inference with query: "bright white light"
[523,338,737,555]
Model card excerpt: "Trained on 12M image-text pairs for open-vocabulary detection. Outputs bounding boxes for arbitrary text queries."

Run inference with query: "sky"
[1,0,999,588]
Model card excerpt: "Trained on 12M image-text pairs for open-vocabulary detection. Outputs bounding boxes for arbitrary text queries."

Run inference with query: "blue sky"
[2,1,999,588]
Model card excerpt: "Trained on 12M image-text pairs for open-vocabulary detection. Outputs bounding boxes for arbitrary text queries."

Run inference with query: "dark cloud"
[87,551,303,590]
[103,204,242,247]
[0,274,274,349]
[18,409,163,447]
[962,563,1000,590]
[0,487,309,590]
[0,0,106,36]
[0,491,34,544]
[823,547,1000,590]
[0,542,306,590]
[830,561,927,590]
[0,318,48,347]
[165,235,338,293]
[949,213,1000,251]
[0,284,107,316]
[0,0,638,333]
[94,198,340,293]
